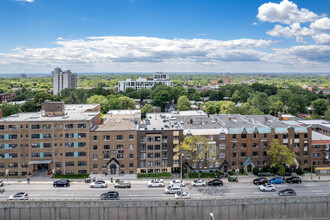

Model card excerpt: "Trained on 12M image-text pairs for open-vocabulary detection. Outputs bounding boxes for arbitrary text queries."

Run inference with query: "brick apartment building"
[0,93,14,103]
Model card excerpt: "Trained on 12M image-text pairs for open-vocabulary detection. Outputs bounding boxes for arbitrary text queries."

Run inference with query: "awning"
[28,160,52,165]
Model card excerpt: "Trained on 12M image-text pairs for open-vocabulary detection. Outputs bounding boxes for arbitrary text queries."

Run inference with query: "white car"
[175,192,191,199]
[169,179,186,187]
[191,179,206,187]
[165,186,181,194]
[8,192,29,200]
[147,179,164,187]
[0,180,4,187]
[90,181,107,188]
[259,183,276,192]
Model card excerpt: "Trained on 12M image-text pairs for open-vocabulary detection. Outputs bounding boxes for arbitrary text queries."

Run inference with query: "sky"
[0,0,330,73]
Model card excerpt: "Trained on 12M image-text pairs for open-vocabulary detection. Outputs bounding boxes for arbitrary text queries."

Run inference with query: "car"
[207,179,223,186]
[174,192,191,199]
[259,183,275,192]
[253,177,268,185]
[169,180,186,187]
[286,176,302,184]
[8,192,29,200]
[0,180,4,187]
[100,191,119,200]
[53,179,70,187]
[147,179,164,187]
[191,179,206,187]
[114,181,131,188]
[269,177,284,184]
[278,189,296,196]
[164,186,181,194]
[90,181,107,188]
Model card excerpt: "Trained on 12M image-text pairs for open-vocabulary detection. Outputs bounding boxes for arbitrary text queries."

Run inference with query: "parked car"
[286,177,302,184]
[90,181,107,188]
[0,188,5,193]
[8,192,29,200]
[100,191,119,200]
[53,179,70,187]
[278,189,296,196]
[253,177,268,185]
[165,186,181,194]
[191,179,206,187]
[169,180,186,187]
[0,180,3,187]
[174,192,191,199]
[114,181,131,188]
[269,177,284,184]
[147,179,164,187]
[259,183,275,192]
[207,179,223,186]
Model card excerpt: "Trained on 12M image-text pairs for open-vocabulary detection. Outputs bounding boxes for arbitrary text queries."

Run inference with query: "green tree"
[152,90,172,110]
[65,92,79,104]
[141,103,154,119]
[34,91,55,104]
[0,103,21,117]
[203,101,216,115]
[288,94,308,115]
[248,92,269,113]
[172,85,187,104]
[325,106,330,121]
[219,101,235,114]
[118,97,136,109]
[311,99,329,116]
[177,96,192,111]
[21,101,39,112]
[86,95,108,113]
[269,100,285,116]
[267,139,296,176]
[231,90,240,103]
[176,136,216,179]
[138,88,151,102]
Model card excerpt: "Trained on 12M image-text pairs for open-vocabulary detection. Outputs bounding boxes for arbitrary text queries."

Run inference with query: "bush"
[296,167,304,175]
[137,172,171,178]
[188,172,221,178]
[252,167,260,175]
[54,174,89,179]
[228,171,235,176]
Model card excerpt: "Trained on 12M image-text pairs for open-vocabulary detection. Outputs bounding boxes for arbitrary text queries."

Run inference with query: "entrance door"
[110,164,117,174]
[247,164,252,172]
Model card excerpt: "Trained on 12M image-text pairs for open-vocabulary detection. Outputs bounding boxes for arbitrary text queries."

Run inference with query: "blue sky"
[0,0,330,73]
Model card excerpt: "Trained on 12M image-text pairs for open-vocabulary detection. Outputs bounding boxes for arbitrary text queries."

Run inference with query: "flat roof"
[95,113,140,131]
[0,104,100,122]
[312,131,330,141]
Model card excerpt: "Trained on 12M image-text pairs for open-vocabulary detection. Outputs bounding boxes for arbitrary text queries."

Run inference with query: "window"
[9,134,17,139]
[304,134,308,138]
[78,170,87,174]
[312,152,320,158]
[294,143,300,148]
[104,135,110,141]
[294,133,299,139]
[65,143,74,148]
[253,133,258,139]
[263,151,267,156]
[93,136,97,141]
[263,133,267,138]
[241,143,247,148]
[162,136,168,143]
[283,134,288,139]
[162,152,168,159]
[295,151,300,156]
[65,161,75,166]
[117,154,123,159]
[44,143,52,148]
[219,134,225,140]
[0,135,4,140]
[31,153,40,158]
[162,144,167,151]
[43,134,52,139]
[78,152,87,157]
[274,134,278,139]
[120,164,125,168]
[241,152,246,157]
[129,135,134,140]
[117,145,123,150]
[31,124,40,129]
[55,162,62,167]
[9,144,17,149]
[129,144,134,150]
[0,163,5,168]
[241,134,247,139]
[140,153,146,160]
[209,135,214,140]
[155,152,160,158]
[93,164,98,169]
[147,153,153,158]
[263,142,267,148]
[43,124,52,129]
[147,137,153,142]
[93,145,97,150]
[31,134,40,139]
[173,136,179,140]
[155,136,161,142]
[129,154,134,158]
[140,136,146,143]
[78,133,86,138]
[65,124,74,129]
[219,153,225,158]
[253,152,258,157]
[232,143,237,148]
[65,133,74,138]
[93,154,98,160]
[8,125,17,130]
[65,152,74,157]
[232,161,236,166]
[44,152,52,157]
[129,163,134,168]
[117,135,123,140]
[253,143,258,148]
[104,145,110,150]
[66,170,74,175]
[0,125,4,130]
[21,163,28,168]
[232,134,236,139]
[78,123,86,129]
[78,142,86,147]
[147,145,153,150]
[140,161,146,168]
[232,152,236,158]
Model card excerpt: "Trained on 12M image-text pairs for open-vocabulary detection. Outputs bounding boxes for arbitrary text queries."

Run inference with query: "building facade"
[52,67,77,95]
[0,93,14,103]
[118,72,173,92]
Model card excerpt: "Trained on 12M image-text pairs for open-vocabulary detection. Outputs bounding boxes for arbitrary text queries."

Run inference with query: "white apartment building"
[52,67,77,95]
[118,72,173,92]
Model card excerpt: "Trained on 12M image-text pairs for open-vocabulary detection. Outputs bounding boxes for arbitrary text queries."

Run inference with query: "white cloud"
[257,0,319,24]
[266,23,314,43]
[310,17,330,32]
[16,0,34,2]
[312,34,330,45]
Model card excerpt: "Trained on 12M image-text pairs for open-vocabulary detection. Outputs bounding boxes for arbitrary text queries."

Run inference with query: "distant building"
[0,93,14,103]
[52,67,77,95]
[118,72,173,92]
[223,77,235,85]
[19,73,27,78]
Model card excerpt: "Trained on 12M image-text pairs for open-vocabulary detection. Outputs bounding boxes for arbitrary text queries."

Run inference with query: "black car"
[253,177,268,185]
[278,189,296,196]
[286,176,302,184]
[208,179,223,186]
[100,191,119,200]
[53,179,70,187]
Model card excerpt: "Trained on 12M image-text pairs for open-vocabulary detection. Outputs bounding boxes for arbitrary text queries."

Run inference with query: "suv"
[169,180,186,187]
[100,191,119,200]
[53,179,70,187]
[253,177,268,185]
[259,183,275,192]
[114,181,131,188]
[208,179,223,186]
[286,176,301,184]
[269,177,284,184]
[165,186,181,194]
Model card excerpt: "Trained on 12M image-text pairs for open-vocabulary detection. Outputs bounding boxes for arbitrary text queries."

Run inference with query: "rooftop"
[95,112,140,131]
[138,113,182,131]
[312,131,330,141]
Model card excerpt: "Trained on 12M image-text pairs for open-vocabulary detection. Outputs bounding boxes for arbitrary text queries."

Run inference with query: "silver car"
[165,186,181,194]
[8,192,29,200]
[90,181,108,188]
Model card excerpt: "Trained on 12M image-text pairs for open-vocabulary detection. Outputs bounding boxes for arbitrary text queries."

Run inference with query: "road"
[0,180,330,201]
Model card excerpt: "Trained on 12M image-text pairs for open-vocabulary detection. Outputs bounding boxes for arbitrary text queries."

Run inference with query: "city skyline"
[0,0,330,73]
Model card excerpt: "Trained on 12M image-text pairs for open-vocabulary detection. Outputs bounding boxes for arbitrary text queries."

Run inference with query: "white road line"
[312,190,323,193]
[224,193,235,195]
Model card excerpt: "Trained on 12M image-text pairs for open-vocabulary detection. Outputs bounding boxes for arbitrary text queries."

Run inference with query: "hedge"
[137,172,172,178]
[53,174,89,179]
[188,172,221,179]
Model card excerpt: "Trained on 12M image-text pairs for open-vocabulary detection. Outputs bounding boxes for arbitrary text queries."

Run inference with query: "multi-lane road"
[0,180,330,200]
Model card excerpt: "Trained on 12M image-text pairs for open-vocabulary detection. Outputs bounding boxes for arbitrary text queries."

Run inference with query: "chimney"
[0,109,2,119]
[264,116,268,122]
[278,112,283,121]
[228,115,231,121]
